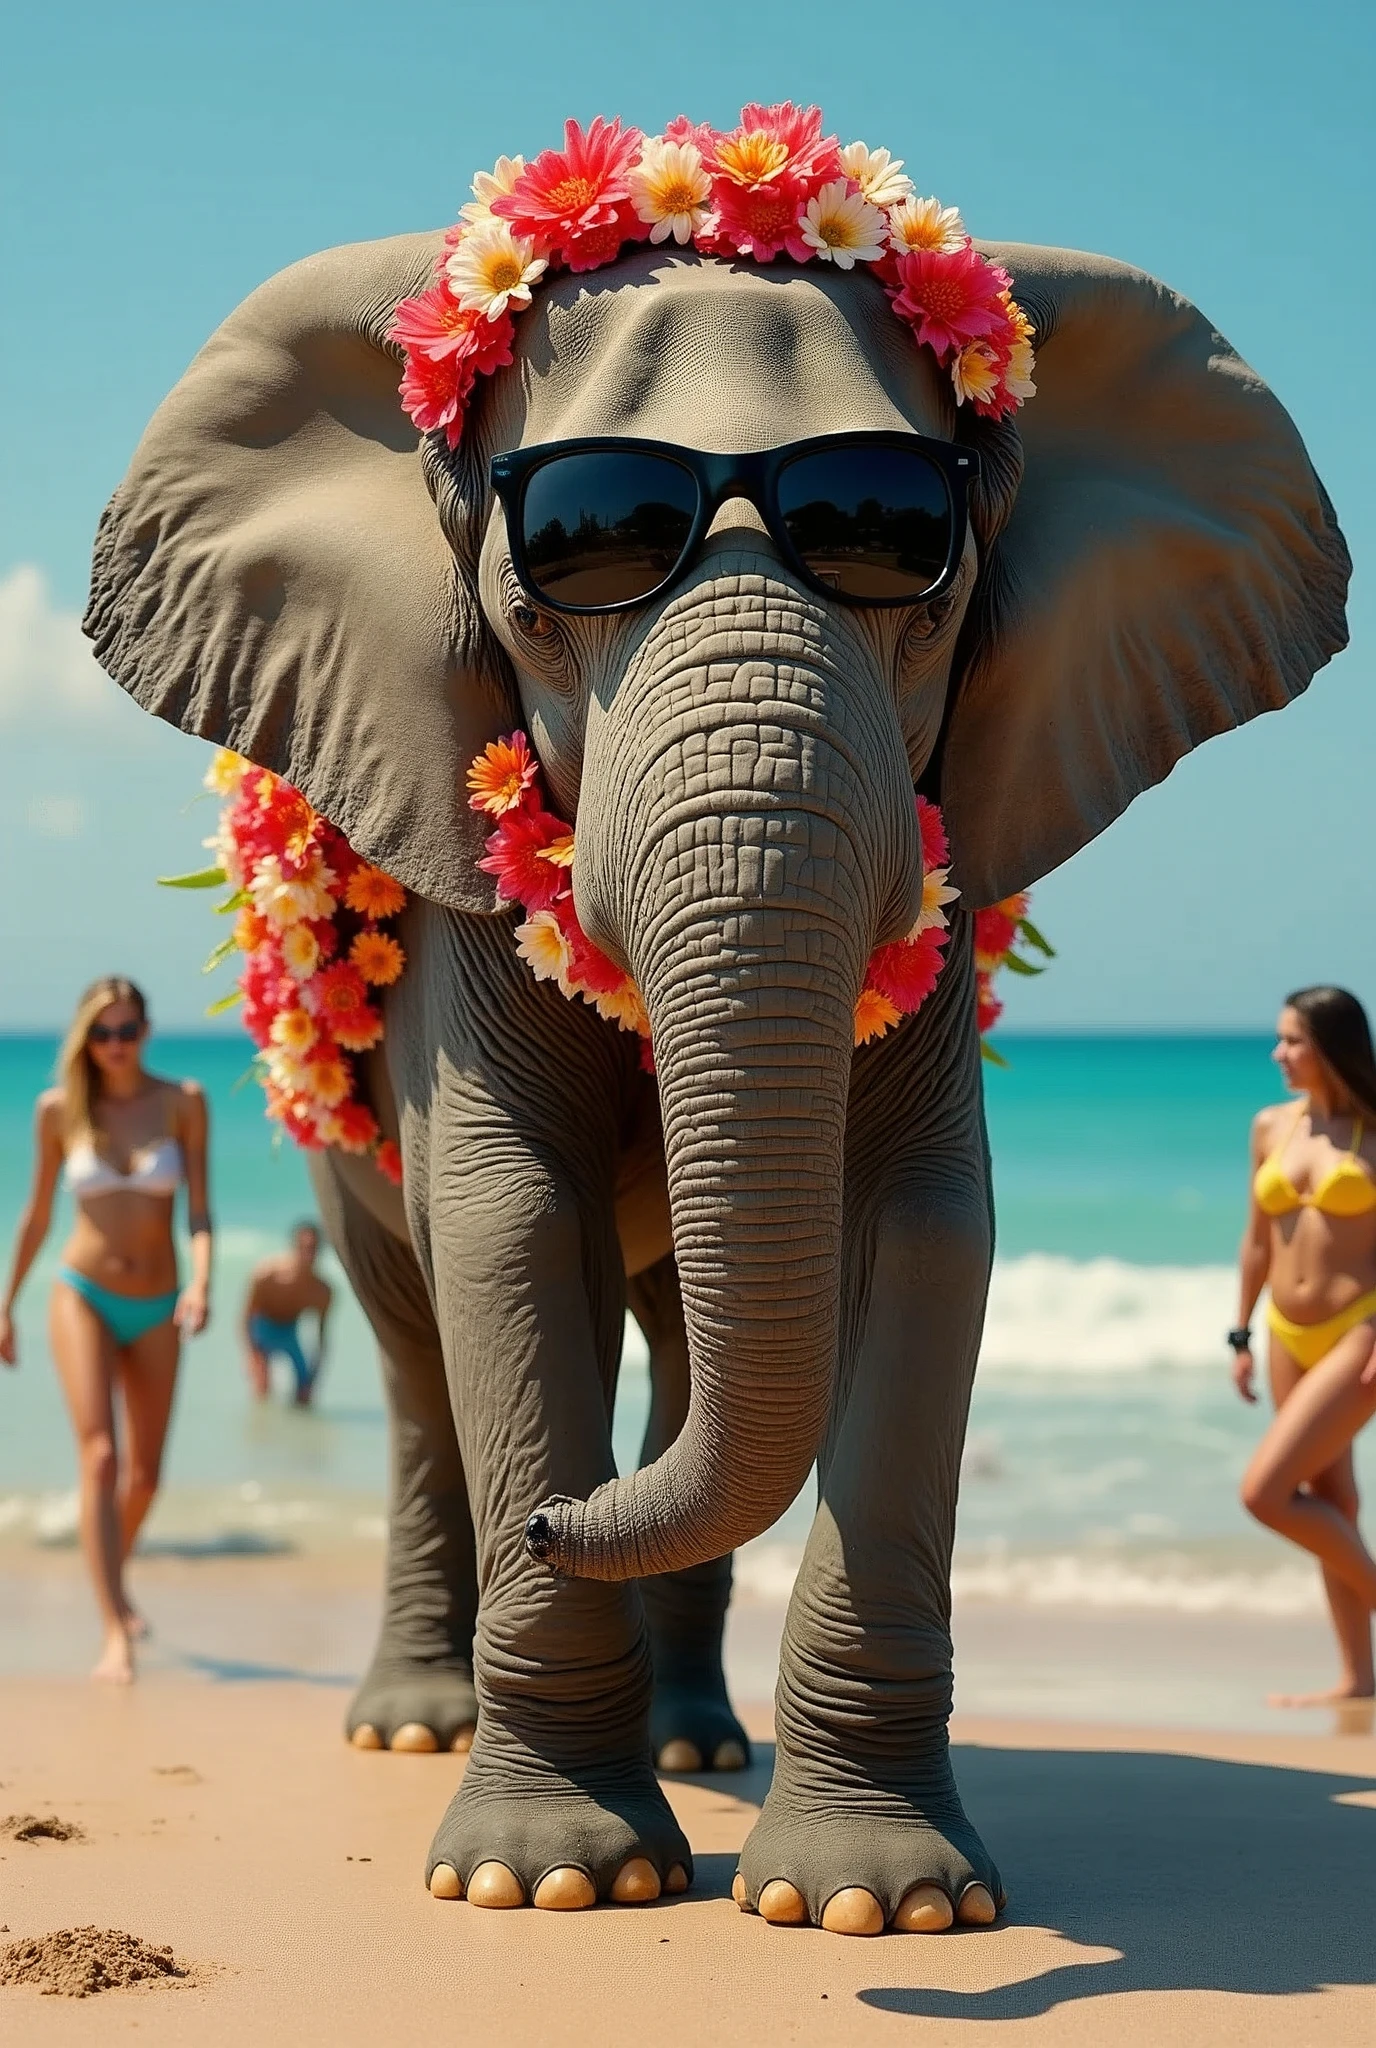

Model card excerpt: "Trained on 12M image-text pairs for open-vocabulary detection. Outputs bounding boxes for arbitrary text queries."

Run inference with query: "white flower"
[888,194,967,255]
[798,181,887,270]
[515,910,574,995]
[913,866,960,935]
[951,341,1002,408]
[446,222,547,322]
[590,980,649,1034]
[629,137,713,245]
[839,142,914,209]
[1003,335,1036,401]
[460,154,525,226]
[250,853,336,928]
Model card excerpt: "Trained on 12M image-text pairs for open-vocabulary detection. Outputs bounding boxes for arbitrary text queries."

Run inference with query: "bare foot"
[1268,1682,1375,1708]
[92,1628,134,1684]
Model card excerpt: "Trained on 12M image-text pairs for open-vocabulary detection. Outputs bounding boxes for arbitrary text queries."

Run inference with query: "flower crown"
[389,105,1036,450]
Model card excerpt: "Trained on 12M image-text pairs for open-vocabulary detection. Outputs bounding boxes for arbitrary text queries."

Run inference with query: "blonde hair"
[57,976,148,1152]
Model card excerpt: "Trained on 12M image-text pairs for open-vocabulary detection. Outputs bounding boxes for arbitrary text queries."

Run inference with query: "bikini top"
[1254,1101,1376,1219]
[64,1134,184,1200]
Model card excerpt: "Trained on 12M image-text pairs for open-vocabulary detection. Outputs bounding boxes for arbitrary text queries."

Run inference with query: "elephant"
[84,225,1349,1934]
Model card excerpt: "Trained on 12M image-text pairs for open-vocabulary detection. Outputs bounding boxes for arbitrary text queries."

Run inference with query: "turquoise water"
[1,1030,1361,1618]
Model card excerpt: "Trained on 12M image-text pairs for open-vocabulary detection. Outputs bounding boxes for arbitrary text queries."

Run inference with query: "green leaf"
[1017,917,1056,959]
[215,889,250,915]
[204,987,243,1016]
[202,935,238,974]
[980,1040,1010,1069]
[158,865,226,891]
[231,1056,267,1094]
[1001,951,1044,977]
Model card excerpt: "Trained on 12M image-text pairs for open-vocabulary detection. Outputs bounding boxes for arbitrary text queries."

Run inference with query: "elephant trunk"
[526,591,918,1582]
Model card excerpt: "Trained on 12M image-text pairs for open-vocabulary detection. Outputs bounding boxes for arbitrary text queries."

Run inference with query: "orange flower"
[331,1006,385,1053]
[350,930,406,986]
[375,1139,404,1186]
[854,986,901,1046]
[343,866,407,920]
[302,1052,351,1109]
[466,733,539,818]
[536,832,576,869]
[234,907,271,953]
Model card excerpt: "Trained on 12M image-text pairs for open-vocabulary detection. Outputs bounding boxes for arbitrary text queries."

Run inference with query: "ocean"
[1,1031,1357,1621]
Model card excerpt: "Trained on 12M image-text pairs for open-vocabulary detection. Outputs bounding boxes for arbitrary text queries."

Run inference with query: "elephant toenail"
[956,1882,998,1926]
[390,1722,440,1753]
[524,1511,554,1560]
[610,1857,661,1903]
[657,1739,703,1774]
[892,1883,953,1933]
[349,1724,384,1751]
[731,1873,751,1911]
[467,1861,525,1908]
[759,1880,809,1926]
[820,1888,885,1936]
[533,1867,596,1911]
[712,1739,747,1770]
[429,1863,463,1900]
[450,1726,475,1754]
[665,1864,689,1895]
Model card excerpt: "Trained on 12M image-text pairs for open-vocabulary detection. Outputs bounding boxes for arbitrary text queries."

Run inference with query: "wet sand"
[3,1550,1376,2043]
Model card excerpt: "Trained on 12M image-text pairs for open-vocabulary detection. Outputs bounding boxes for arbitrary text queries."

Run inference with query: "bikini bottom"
[56,1268,179,1348]
[1266,1287,1376,1370]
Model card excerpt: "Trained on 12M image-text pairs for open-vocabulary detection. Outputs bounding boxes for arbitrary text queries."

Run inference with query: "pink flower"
[398,348,471,447]
[865,926,948,1013]
[478,806,576,911]
[705,101,841,263]
[890,246,1012,360]
[916,795,950,873]
[332,1101,381,1154]
[493,117,644,265]
[550,894,627,997]
[394,304,514,446]
[977,974,1003,1036]
[389,285,487,362]
[707,177,813,262]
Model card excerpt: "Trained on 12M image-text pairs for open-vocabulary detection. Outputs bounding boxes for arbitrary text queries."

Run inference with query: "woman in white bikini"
[1233,986,1376,1706]
[0,976,211,1682]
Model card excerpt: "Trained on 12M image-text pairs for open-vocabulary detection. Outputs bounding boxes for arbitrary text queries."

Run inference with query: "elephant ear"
[84,232,513,912]
[941,243,1351,908]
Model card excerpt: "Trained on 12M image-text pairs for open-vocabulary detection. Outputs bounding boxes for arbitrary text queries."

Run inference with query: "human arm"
[1,1096,66,1367]
[1232,1111,1274,1404]
[176,1083,212,1336]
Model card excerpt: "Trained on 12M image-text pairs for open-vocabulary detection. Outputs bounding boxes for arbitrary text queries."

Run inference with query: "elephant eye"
[512,599,552,638]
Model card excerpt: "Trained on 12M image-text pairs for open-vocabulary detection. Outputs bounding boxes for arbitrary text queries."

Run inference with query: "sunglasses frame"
[88,1021,143,1046]
[490,431,980,617]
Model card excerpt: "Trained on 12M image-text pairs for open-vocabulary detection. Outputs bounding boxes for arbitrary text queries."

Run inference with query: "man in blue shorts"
[241,1221,333,1406]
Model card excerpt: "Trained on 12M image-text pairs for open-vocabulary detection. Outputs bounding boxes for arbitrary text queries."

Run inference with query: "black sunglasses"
[490,431,979,616]
[88,1021,142,1045]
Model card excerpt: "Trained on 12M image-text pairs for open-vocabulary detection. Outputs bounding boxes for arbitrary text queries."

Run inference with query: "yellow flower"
[301,1054,350,1109]
[952,342,1002,408]
[203,749,248,796]
[515,911,574,993]
[535,832,576,869]
[281,923,321,981]
[854,987,901,1047]
[798,182,887,270]
[838,142,913,209]
[629,138,713,245]
[269,1007,317,1055]
[446,222,547,321]
[888,194,966,255]
[714,129,789,187]
[1003,335,1036,401]
[460,154,526,226]
[591,980,650,1035]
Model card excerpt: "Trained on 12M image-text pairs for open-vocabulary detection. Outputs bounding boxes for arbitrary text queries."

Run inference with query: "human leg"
[117,1316,181,1560]
[1269,1443,1374,1704]
[49,1280,131,1682]
[1242,1322,1376,1607]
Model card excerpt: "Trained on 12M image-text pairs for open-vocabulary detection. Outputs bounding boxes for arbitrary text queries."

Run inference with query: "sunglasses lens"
[520,452,698,608]
[90,1022,139,1045]
[776,445,954,601]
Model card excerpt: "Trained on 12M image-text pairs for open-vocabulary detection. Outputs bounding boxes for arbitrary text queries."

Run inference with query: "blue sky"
[1,0,1371,1029]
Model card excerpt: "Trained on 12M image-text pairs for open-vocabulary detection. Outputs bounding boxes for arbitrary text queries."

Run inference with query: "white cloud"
[0,564,137,730]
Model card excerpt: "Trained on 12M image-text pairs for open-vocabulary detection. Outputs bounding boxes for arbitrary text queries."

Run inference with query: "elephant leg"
[629,1255,750,1774]
[310,1154,478,1755]
[736,935,1004,1936]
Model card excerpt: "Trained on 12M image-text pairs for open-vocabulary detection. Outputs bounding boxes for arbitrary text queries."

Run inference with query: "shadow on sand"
[859,1741,1376,2018]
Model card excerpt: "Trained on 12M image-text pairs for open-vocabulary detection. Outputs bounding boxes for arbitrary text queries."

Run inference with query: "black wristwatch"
[1227,1327,1252,1354]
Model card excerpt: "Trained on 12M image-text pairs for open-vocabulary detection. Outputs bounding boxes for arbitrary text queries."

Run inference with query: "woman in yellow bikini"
[0,977,212,1682]
[1234,986,1376,1705]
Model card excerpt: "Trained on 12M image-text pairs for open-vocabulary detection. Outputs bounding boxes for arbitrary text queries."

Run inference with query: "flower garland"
[169,740,1051,1167]
[388,105,1036,451]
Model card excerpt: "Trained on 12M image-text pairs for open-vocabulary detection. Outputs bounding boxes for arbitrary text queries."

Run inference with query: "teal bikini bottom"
[57,1268,179,1347]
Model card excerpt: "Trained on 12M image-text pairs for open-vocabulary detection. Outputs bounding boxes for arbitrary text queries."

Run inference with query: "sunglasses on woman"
[88,1022,142,1045]
[490,431,979,616]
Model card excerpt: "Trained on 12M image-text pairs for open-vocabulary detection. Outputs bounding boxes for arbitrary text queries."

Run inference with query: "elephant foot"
[424,1737,692,1912]
[345,1656,478,1755]
[734,1782,1004,1938]
[651,1679,751,1775]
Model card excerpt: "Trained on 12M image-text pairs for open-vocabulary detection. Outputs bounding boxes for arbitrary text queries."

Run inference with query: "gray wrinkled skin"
[85,235,1349,1926]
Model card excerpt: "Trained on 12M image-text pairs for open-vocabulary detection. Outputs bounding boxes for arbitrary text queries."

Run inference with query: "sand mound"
[0,1814,86,1843]
[0,1927,184,1998]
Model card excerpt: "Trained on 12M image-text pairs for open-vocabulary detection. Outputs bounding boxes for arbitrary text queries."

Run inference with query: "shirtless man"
[242,1221,332,1406]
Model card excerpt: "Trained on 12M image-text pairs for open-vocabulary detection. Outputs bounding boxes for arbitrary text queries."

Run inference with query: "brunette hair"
[56,976,148,1151]
[1286,986,1376,1122]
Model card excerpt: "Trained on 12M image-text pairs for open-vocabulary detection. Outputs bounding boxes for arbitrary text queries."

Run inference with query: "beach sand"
[4,1551,1376,2044]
